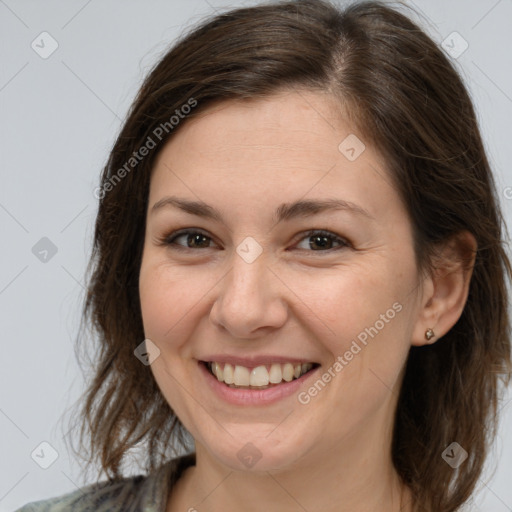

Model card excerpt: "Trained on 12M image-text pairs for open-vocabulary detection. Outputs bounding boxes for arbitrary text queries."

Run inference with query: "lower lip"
[198,361,320,406]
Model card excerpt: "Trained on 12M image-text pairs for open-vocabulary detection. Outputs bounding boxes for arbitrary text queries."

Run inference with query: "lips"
[199,354,318,368]
[198,359,321,405]
[199,356,320,389]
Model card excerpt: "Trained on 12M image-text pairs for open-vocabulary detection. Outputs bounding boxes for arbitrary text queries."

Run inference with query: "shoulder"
[14,453,196,512]
[13,474,146,512]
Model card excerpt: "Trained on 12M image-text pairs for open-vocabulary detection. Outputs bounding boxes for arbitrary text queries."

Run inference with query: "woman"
[16,0,511,511]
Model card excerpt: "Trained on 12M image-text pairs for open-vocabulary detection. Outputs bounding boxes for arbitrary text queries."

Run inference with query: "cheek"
[304,257,415,374]
[139,261,195,343]
[139,257,224,359]
[294,262,400,337]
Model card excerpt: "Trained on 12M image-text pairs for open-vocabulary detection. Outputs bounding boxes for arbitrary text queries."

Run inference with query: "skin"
[138,89,476,512]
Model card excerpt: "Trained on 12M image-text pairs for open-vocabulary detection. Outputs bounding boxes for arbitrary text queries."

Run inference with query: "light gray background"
[1,0,511,510]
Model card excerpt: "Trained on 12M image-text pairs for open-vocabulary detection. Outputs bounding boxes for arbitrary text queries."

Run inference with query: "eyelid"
[157,228,215,251]
[295,229,351,251]
[159,228,351,252]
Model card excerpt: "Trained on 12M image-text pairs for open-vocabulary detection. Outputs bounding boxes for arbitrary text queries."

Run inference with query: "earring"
[425,328,435,341]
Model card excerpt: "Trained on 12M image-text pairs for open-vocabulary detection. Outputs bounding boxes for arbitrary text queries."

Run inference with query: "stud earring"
[425,328,435,341]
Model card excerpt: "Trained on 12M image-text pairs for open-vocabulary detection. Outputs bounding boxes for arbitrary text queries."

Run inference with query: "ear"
[411,230,477,347]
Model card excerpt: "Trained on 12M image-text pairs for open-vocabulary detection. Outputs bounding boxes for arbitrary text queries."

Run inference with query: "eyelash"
[159,228,351,254]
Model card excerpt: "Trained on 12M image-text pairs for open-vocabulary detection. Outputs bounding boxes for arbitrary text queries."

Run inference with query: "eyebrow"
[150,196,374,223]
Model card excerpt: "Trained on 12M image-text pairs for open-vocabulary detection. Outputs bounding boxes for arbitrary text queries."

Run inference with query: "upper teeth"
[209,362,314,387]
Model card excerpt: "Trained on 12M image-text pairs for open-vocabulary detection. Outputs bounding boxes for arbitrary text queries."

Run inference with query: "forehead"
[149,90,404,224]
[161,90,350,164]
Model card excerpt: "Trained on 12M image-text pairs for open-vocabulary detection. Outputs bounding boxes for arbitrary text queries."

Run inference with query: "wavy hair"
[65,1,512,511]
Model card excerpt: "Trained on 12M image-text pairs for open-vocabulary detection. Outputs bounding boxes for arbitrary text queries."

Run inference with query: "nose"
[209,247,289,339]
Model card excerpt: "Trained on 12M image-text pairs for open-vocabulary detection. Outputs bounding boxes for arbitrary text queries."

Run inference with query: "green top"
[15,453,196,512]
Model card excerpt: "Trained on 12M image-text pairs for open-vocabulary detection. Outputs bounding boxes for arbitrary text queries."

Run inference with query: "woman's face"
[139,89,426,472]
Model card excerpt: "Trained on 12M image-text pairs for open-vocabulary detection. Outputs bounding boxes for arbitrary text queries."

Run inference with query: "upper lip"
[199,355,319,367]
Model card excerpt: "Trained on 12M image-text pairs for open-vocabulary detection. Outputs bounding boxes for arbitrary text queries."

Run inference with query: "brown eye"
[160,228,350,254]
[295,230,350,252]
[164,230,214,250]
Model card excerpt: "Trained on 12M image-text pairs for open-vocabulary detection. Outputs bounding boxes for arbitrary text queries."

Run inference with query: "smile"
[203,361,319,389]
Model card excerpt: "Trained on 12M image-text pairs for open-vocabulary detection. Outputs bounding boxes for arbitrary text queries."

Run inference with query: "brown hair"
[65,1,512,511]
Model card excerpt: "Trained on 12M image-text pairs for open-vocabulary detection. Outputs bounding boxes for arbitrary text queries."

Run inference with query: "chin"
[199,427,309,473]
